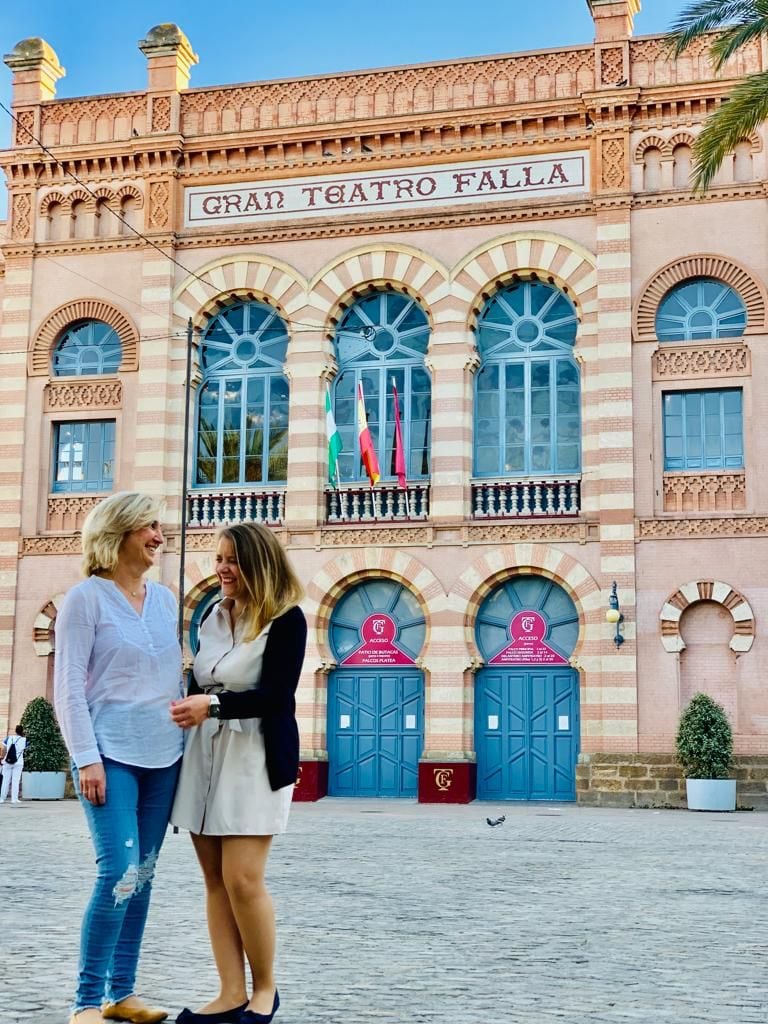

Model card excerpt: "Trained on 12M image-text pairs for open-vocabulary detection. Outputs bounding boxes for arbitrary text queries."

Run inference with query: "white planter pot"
[21,771,67,800]
[685,778,736,812]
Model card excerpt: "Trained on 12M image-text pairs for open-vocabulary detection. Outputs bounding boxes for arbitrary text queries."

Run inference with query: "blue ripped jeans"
[72,757,180,1011]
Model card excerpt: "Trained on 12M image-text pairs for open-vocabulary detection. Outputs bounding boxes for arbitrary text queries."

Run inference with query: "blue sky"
[0,0,685,219]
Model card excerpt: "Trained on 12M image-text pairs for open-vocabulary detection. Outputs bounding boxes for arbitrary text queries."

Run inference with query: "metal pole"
[177,317,194,642]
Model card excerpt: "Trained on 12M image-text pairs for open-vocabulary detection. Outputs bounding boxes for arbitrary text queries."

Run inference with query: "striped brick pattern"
[134,251,179,514]
[0,257,33,733]
[595,210,638,750]
[660,580,755,654]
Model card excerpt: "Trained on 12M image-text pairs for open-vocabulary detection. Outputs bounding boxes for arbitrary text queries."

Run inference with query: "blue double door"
[475,668,579,801]
[328,670,423,797]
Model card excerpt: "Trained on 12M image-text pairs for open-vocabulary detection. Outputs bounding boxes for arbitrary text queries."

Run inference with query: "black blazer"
[189,604,307,791]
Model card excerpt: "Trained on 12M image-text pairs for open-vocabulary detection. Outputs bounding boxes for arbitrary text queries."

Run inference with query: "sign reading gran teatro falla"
[184,150,589,228]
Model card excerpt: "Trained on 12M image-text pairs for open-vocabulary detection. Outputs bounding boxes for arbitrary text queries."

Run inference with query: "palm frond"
[709,14,768,70]
[691,69,768,190]
[667,0,758,58]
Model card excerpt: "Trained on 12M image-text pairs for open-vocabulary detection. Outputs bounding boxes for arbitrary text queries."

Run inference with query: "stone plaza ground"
[0,798,765,1024]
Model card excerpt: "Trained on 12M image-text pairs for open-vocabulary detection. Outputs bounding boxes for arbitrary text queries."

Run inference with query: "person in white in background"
[0,725,28,804]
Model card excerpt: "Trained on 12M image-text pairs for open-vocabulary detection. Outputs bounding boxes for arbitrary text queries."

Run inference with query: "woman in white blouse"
[170,523,306,1024]
[0,725,27,803]
[54,492,183,1024]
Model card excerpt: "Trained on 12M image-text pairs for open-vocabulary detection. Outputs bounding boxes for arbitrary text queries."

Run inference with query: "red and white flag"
[357,381,380,486]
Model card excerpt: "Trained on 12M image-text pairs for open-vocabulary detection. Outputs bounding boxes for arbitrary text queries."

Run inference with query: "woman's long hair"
[219,523,303,642]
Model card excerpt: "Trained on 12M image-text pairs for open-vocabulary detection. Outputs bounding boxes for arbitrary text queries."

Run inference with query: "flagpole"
[391,376,410,519]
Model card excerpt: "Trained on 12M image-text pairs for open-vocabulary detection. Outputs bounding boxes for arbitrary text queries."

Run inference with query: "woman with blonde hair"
[170,522,306,1024]
[54,491,183,1024]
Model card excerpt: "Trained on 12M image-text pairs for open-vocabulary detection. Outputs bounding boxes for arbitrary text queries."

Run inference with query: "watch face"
[209,700,221,718]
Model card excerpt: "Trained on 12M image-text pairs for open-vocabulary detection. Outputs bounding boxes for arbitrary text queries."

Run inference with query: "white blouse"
[193,599,271,690]
[54,576,184,769]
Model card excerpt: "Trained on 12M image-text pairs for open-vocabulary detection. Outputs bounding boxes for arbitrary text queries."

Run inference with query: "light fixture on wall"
[606,580,625,647]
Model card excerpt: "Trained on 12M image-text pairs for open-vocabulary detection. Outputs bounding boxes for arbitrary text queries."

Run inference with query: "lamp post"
[177,317,196,642]
[605,580,624,647]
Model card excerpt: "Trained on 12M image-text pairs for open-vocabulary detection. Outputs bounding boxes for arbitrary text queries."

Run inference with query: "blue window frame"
[195,301,289,486]
[656,278,747,342]
[332,290,431,483]
[53,420,115,492]
[52,320,122,376]
[473,280,580,477]
[663,389,743,470]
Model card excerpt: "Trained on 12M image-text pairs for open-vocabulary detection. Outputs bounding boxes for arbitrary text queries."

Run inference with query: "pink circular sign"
[509,610,547,641]
[360,613,397,644]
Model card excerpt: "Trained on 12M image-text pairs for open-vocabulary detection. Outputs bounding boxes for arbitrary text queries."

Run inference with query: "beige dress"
[171,600,294,836]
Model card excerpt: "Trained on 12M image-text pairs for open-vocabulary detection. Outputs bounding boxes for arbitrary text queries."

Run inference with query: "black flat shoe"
[176,1005,247,1024]
[239,991,279,1024]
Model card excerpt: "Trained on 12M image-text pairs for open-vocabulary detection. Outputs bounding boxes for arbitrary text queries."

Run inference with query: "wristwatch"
[208,694,221,719]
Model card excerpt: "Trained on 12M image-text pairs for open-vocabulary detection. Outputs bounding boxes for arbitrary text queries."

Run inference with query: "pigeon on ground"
[486,815,506,827]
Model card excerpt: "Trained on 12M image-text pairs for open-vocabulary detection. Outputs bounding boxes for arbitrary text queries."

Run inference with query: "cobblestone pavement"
[1,798,766,1024]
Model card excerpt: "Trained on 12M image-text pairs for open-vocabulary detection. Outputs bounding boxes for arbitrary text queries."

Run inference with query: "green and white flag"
[326,386,343,485]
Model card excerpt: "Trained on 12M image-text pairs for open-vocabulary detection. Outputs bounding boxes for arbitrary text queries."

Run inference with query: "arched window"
[473,280,580,477]
[656,278,747,342]
[195,300,289,487]
[672,144,692,189]
[332,289,431,483]
[642,146,662,192]
[733,140,753,182]
[52,320,122,376]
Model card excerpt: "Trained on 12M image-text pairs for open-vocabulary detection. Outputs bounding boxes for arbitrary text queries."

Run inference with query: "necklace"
[113,578,144,598]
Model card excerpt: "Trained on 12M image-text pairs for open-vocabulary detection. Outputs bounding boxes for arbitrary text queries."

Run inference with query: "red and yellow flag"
[357,381,380,486]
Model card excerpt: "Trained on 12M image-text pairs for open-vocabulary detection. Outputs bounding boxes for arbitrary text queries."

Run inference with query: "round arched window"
[332,289,431,483]
[52,320,122,376]
[656,278,747,342]
[195,300,289,486]
[474,280,580,477]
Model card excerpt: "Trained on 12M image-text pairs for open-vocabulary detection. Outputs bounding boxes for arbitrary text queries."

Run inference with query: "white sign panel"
[488,715,499,730]
[184,150,590,228]
[339,714,350,729]
[558,715,569,731]
[405,714,417,730]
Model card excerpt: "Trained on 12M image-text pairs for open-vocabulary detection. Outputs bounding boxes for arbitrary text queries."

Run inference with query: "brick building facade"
[2,0,767,806]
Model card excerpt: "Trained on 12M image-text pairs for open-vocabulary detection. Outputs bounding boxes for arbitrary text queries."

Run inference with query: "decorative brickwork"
[639,516,768,539]
[30,299,139,375]
[151,95,172,132]
[600,47,624,86]
[600,137,627,190]
[659,580,755,654]
[15,109,34,145]
[46,495,102,532]
[44,378,122,411]
[39,94,146,144]
[179,49,596,135]
[21,535,82,555]
[663,471,746,514]
[321,527,430,546]
[652,341,750,380]
[11,192,32,240]
[635,255,767,340]
[629,35,760,87]
[148,180,171,229]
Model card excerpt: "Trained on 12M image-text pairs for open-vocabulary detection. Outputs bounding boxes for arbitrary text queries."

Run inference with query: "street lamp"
[606,580,624,647]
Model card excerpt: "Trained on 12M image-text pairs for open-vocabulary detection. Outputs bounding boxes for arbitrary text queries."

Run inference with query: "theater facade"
[2,0,768,806]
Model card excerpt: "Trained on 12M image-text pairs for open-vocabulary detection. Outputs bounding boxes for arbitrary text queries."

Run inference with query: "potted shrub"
[676,692,736,811]
[20,696,69,799]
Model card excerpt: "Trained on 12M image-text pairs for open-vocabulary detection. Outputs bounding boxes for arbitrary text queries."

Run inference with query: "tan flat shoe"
[69,1011,106,1024]
[102,997,169,1024]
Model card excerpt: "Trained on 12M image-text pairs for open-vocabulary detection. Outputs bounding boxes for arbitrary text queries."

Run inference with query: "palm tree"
[668,0,768,191]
